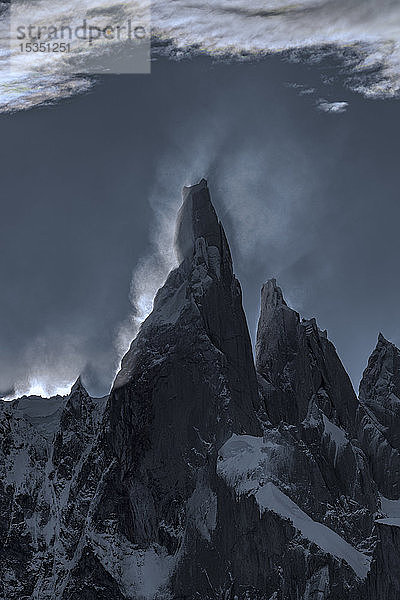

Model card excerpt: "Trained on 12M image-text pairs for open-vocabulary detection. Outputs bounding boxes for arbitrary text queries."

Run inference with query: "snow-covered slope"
[218,434,371,578]
[0,380,108,599]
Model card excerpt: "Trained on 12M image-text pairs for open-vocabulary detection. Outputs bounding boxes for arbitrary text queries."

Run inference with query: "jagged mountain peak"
[357,332,400,498]
[378,331,389,344]
[115,178,242,390]
[376,331,398,349]
[61,375,95,426]
[362,333,400,396]
[70,375,87,394]
[360,332,400,394]
[182,177,208,198]
[1,182,398,600]
[175,178,229,264]
[111,179,260,474]
[68,375,90,404]
[258,278,326,337]
[260,277,288,309]
[256,277,358,430]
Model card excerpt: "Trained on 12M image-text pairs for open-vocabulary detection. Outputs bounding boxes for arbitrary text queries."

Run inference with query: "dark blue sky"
[1,55,399,397]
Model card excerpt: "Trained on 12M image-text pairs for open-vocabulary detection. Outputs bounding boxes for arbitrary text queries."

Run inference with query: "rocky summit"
[1,180,400,599]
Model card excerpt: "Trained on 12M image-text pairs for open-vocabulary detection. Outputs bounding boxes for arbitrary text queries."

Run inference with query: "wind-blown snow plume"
[114,185,179,359]
[2,332,82,399]
[1,0,400,112]
[213,137,333,313]
[115,106,334,368]
[115,138,223,364]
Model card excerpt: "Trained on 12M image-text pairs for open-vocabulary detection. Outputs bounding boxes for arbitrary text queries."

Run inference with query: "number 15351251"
[20,42,71,52]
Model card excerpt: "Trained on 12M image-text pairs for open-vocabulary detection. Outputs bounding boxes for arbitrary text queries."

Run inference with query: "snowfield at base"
[218,434,371,579]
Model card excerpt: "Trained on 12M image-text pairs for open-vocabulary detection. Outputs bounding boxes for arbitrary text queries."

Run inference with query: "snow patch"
[90,531,175,599]
[188,478,217,542]
[380,494,400,519]
[375,518,400,528]
[377,495,400,527]
[256,482,370,579]
[322,414,348,463]
[6,444,30,490]
[217,433,286,490]
[218,434,371,579]
[150,281,187,326]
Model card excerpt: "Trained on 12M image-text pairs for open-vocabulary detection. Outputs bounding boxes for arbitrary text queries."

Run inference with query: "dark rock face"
[0,382,107,599]
[255,278,377,547]
[367,521,400,600]
[109,180,261,466]
[61,545,126,600]
[0,181,399,599]
[0,401,49,599]
[97,180,262,597]
[53,377,99,479]
[358,334,400,498]
[256,279,359,433]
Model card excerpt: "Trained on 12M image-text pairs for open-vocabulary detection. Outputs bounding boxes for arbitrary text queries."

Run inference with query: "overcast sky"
[1,53,400,397]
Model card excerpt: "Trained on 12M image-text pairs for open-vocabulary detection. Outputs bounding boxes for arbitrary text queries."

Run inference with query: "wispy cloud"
[317,99,349,113]
[1,0,400,112]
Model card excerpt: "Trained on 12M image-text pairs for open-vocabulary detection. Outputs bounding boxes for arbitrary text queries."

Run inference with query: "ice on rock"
[322,414,348,463]
[187,475,217,542]
[89,532,175,599]
[218,434,371,579]
[380,494,400,518]
[375,518,400,527]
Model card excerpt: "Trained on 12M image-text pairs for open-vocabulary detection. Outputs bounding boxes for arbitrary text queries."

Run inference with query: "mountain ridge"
[0,180,399,599]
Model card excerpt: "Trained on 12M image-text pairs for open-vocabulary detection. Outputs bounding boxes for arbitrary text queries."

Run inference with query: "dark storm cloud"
[1,54,400,397]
